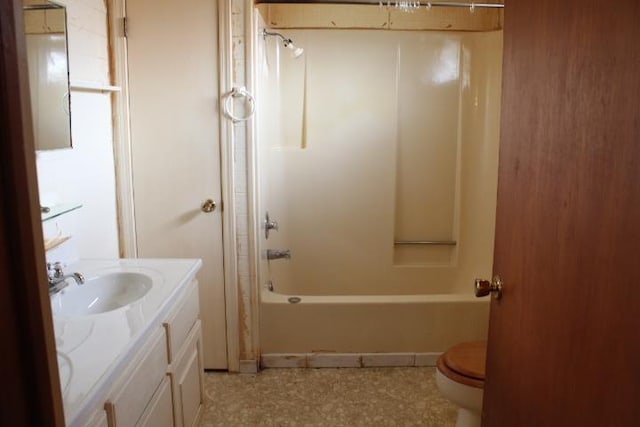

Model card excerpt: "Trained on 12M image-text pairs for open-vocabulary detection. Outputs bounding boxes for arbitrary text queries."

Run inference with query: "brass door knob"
[475,275,503,300]
[201,199,217,213]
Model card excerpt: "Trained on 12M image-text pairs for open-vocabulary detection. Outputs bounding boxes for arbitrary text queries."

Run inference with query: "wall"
[35,0,119,260]
[236,3,503,363]
[257,29,502,296]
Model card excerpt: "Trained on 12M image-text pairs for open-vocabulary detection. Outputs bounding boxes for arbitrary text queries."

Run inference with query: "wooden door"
[125,0,227,369]
[484,1,640,425]
[0,0,65,423]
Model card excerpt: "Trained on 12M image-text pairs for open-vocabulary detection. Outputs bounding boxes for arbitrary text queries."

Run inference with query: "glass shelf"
[41,202,82,222]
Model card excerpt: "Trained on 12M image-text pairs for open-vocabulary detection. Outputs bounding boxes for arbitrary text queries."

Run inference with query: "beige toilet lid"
[441,341,487,382]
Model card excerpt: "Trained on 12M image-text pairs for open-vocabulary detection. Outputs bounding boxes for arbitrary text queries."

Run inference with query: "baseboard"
[260,352,442,369]
[239,359,259,374]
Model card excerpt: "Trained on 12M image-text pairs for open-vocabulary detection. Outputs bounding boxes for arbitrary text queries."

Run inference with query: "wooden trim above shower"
[256,3,502,31]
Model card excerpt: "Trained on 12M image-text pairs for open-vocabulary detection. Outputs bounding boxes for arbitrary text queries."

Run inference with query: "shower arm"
[262,29,294,48]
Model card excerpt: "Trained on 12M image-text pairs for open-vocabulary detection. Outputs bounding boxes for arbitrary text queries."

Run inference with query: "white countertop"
[51,258,202,426]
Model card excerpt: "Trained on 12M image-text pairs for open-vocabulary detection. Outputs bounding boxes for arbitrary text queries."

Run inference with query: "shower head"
[284,40,304,58]
[262,29,304,59]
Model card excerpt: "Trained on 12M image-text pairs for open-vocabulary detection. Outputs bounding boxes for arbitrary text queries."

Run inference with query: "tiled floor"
[199,367,457,426]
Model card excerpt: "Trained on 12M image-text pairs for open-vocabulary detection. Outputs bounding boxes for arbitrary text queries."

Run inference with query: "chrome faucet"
[266,249,291,260]
[47,262,85,295]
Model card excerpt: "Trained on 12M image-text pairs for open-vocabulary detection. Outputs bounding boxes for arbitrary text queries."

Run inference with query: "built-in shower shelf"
[394,240,457,246]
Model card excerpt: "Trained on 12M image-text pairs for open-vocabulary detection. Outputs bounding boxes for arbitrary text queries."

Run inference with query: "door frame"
[107,0,240,372]
[0,0,65,423]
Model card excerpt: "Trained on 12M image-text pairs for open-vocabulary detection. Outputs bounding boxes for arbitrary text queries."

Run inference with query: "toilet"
[435,341,487,427]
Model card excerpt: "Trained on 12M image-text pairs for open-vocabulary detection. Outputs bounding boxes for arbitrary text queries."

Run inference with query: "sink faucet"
[47,262,85,295]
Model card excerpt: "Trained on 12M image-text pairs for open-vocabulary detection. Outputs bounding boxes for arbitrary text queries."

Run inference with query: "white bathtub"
[260,290,490,367]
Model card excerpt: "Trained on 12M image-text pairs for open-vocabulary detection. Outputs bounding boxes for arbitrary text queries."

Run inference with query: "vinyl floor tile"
[199,367,457,426]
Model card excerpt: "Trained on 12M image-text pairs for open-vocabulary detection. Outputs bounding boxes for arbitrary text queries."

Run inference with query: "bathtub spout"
[266,249,291,260]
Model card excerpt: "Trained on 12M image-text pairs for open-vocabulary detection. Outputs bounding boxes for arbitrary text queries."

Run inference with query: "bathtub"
[255,27,502,368]
[259,290,490,368]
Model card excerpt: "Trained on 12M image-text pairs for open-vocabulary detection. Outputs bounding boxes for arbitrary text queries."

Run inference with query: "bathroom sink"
[51,272,152,316]
[57,352,72,396]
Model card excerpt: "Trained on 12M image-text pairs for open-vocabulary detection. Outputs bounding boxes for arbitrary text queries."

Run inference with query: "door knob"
[475,275,503,300]
[201,199,217,213]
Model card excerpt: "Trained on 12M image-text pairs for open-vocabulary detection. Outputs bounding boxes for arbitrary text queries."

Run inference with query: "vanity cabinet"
[137,376,174,427]
[105,328,168,426]
[55,259,204,427]
[97,280,203,427]
[85,410,108,427]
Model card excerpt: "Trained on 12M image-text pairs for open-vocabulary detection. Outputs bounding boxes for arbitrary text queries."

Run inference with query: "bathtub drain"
[288,296,302,304]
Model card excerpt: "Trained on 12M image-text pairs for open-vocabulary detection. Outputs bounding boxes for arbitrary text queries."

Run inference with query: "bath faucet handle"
[264,212,279,239]
[47,261,64,279]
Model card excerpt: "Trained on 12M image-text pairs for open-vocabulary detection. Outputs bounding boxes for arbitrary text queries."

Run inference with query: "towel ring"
[223,86,255,123]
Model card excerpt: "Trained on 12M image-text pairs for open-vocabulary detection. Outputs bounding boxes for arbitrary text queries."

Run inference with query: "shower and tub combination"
[252,3,503,367]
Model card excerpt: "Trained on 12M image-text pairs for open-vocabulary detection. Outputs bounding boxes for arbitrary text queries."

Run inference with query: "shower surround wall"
[257,28,502,356]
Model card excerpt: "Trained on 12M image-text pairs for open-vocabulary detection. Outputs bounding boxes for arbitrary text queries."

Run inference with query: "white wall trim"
[107,0,138,258]
[260,353,442,369]
[219,0,241,373]
[245,0,261,370]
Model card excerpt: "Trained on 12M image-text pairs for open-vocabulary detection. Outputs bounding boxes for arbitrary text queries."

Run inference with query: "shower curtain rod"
[256,1,504,9]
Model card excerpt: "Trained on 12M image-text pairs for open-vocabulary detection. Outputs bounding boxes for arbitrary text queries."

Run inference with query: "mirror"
[23,0,72,150]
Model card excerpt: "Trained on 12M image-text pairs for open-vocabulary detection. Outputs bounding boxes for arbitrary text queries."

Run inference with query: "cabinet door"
[105,329,167,427]
[170,320,204,427]
[86,410,108,427]
[137,376,174,427]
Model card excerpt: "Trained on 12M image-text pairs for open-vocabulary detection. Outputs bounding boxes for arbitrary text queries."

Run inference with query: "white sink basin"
[57,352,72,396]
[51,272,153,316]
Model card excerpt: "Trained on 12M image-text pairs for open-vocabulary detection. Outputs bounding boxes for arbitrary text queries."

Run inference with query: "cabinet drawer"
[170,320,204,427]
[164,280,199,362]
[105,328,167,427]
[137,375,173,427]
